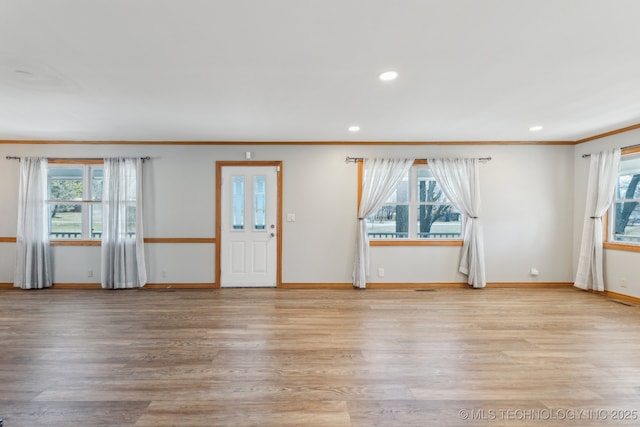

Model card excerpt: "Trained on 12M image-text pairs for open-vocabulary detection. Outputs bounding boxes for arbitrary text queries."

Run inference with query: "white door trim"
[216,161,282,288]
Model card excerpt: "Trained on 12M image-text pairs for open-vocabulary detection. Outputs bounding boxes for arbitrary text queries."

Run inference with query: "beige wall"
[1,142,575,286]
[573,128,640,298]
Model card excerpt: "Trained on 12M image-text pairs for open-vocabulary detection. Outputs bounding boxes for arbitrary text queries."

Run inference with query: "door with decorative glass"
[219,165,279,287]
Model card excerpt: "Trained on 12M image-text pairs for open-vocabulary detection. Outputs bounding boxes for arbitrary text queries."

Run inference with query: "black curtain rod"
[582,143,640,158]
[345,156,492,163]
[6,156,150,161]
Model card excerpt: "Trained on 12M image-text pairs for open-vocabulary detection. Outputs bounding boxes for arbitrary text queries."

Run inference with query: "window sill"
[51,240,101,246]
[370,240,463,247]
[604,242,640,253]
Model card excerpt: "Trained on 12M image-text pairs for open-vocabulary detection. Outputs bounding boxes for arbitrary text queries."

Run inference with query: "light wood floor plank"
[2,287,640,425]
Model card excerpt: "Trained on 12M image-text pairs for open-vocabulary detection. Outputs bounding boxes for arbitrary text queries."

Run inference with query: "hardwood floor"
[2,287,640,426]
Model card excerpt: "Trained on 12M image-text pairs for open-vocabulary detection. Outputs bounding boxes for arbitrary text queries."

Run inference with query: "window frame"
[357,160,463,247]
[605,147,640,253]
[47,159,104,246]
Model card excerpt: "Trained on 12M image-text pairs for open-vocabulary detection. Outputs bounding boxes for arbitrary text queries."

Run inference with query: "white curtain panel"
[575,148,621,291]
[428,158,486,288]
[14,157,52,289]
[353,158,414,288]
[101,157,147,289]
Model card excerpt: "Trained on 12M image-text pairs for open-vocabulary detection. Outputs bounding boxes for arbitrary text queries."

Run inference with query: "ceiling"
[1,0,640,143]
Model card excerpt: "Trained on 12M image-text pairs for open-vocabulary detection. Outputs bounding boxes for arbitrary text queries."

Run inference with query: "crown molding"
[575,123,640,144]
[4,122,640,147]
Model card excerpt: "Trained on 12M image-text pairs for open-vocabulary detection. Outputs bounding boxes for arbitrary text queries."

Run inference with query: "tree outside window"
[612,153,640,243]
[366,165,462,240]
[47,165,103,239]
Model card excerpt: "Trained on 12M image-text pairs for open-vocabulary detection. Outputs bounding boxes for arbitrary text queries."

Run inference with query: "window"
[47,163,103,240]
[231,174,268,231]
[365,163,463,241]
[610,152,640,244]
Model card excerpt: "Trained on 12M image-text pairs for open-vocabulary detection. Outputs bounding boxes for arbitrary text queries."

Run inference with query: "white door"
[220,165,278,287]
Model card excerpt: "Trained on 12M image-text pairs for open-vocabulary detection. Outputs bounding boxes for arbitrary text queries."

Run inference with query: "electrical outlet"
[87,269,93,278]
[377,267,385,277]
[161,271,167,278]
[621,278,628,288]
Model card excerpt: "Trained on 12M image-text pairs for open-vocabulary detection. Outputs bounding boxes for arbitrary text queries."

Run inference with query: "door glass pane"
[49,204,82,239]
[254,175,266,230]
[232,176,245,230]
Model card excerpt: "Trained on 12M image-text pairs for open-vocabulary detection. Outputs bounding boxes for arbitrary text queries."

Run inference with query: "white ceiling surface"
[1,0,640,142]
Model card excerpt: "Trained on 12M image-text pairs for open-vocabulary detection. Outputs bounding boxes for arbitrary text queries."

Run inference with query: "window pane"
[254,175,266,230]
[49,204,82,239]
[366,205,409,238]
[91,168,103,201]
[417,205,462,238]
[232,176,245,230]
[417,169,448,203]
[126,205,137,237]
[384,176,409,203]
[613,154,640,244]
[91,204,102,239]
[48,168,83,201]
[616,173,640,200]
[124,169,137,202]
[613,202,640,243]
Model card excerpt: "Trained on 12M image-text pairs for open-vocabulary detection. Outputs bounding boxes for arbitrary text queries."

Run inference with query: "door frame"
[215,161,283,288]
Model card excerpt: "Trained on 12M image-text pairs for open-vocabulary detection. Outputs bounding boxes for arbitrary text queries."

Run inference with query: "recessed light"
[378,71,398,82]
[348,125,361,132]
[529,125,543,132]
